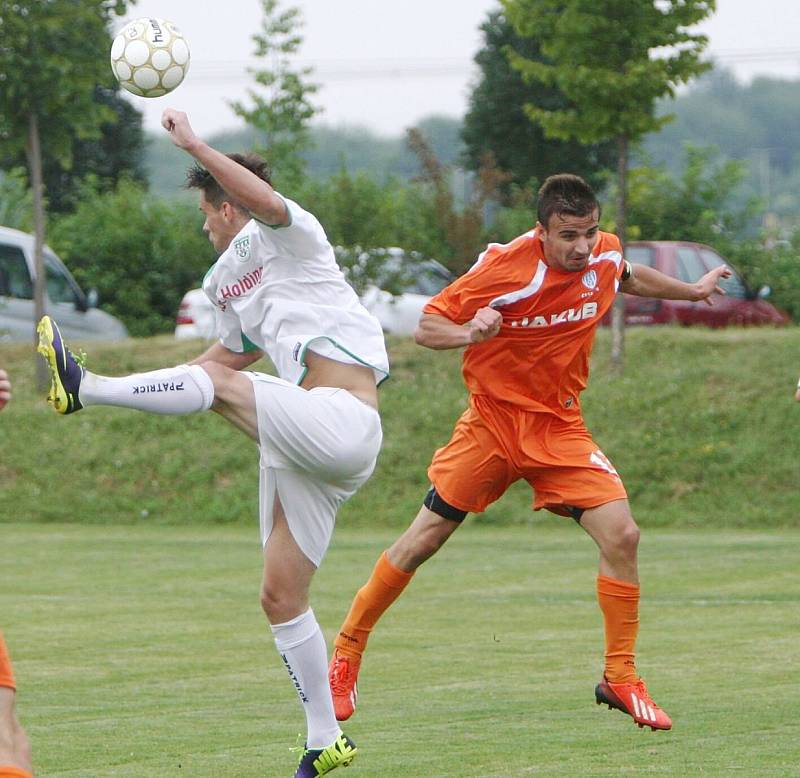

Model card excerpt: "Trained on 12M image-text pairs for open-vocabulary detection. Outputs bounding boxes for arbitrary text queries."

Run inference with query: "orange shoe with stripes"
[328,649,360,722]
[595,676,672,730]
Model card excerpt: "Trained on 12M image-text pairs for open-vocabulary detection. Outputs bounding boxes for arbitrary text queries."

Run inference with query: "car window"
[625,246,655,267]
[44,255,81,305]
[676,247,707,283]
[0,243,33,299]
[699,248,748,299]
[406,264,452,296]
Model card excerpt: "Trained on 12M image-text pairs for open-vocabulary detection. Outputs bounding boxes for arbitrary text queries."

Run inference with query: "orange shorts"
[428,395,627,517]
[0,631,15,690]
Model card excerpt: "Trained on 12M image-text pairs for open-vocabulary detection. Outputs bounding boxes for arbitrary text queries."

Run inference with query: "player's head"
[537,174,601,273]
[185,153,273,253]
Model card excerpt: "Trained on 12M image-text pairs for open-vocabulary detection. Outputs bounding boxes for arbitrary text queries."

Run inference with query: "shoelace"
[633,680,661,709]
[71,348,87,368]
[329,655,352,694]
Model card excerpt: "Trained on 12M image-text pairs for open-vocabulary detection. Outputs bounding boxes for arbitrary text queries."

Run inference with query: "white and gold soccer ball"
[110,17,190,98]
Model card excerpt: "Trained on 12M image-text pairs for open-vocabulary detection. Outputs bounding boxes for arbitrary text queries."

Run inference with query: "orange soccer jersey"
[424,228,628,515]
[424,228,625,420]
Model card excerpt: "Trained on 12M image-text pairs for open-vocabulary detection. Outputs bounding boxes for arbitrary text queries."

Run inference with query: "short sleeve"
[423,244,520,324]
[215,304,259,353]
[255,196,331,261]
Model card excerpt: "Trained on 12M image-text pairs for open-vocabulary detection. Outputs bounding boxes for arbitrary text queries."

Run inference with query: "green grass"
[2,523,799,777]
[1,326,799,528]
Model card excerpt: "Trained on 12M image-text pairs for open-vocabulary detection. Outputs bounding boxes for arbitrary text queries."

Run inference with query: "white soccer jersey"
[202,196,390,385]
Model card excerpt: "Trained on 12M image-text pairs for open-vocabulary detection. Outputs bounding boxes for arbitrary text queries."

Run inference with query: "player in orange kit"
[329,174,732,732]
[1,373,33,778]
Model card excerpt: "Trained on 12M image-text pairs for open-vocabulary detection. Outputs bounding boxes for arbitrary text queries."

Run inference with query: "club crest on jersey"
[510,301,599,328]
[582,270,598,289]
[233,236,251,261]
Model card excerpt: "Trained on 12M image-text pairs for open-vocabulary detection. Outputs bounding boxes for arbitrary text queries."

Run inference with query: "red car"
[617,241,789,327]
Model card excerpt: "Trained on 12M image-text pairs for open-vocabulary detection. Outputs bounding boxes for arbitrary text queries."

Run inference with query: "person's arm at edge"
[620,262,731,306]
[188,341,263,370]
[0,368,10,410]
[414,308,502,350]
[795,377,800,403]
[161,108,288,227]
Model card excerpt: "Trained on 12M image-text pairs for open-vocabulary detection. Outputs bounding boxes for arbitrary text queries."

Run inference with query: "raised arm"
[414,308,502,350]
[161,108,288,226]
[620,262,732,306]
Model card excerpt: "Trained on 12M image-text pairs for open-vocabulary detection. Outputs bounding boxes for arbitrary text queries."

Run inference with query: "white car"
[0,226,128,342]
[358,257,454,335]
[174,287,216,340]
[174,253,455,340]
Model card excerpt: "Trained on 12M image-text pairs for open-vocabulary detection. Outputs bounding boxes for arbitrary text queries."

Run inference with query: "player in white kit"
[37,109,389,778]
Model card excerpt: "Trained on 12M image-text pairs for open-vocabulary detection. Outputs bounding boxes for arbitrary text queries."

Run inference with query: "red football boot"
[328,649,360,722]
[595,676,672,730]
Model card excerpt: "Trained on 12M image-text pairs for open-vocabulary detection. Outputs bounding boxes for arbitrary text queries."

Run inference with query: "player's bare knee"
[260,580,303,623]
[198,361,237,403]
[612,522,640,558]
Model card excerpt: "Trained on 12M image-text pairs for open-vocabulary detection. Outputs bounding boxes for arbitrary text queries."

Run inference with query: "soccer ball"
[110,17,190,98]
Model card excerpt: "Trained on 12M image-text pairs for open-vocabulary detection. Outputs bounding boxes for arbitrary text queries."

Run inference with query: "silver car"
[0,226,128,341]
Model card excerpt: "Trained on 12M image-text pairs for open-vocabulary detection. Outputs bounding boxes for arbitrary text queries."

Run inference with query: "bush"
[48,178,216,336]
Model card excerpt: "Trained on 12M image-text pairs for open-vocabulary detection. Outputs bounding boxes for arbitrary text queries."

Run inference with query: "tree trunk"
[610,133,628,373]
[26,111,49,390]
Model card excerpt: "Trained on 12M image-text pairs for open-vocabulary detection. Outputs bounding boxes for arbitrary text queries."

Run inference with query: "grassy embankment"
[1,325,799,529]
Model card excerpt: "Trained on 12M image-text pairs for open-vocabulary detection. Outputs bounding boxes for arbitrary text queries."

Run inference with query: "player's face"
[539,210,600,273]
[199,193,237,254]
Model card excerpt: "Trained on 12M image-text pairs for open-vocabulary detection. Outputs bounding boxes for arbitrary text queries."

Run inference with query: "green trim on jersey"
[202,262,218,286]
[252,194,293,230]
[241,332,261,353]
[298,336,390,387]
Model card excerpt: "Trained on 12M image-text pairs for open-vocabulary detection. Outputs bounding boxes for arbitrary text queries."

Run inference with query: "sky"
[115,0,800,140]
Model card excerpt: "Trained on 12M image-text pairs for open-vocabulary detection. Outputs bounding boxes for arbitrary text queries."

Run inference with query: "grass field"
[2,523,799,777]
[2,326,800,530]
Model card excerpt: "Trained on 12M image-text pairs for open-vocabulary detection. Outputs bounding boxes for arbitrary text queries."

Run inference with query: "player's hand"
[0,369,11,411]
[161,108,198,151]
[695,265,732,306]
[795,381,800,403]
[467,306,502,343]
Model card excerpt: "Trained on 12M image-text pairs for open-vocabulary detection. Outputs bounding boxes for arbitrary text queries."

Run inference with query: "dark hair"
[184,152,273,209]
[537,174,600,229]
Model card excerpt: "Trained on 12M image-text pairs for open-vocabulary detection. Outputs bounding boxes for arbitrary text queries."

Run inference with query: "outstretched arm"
[189,341,263,370]
[620,263,732,306]
[414,308,502,350]
[795,378,800,403]
[161,108,288,226]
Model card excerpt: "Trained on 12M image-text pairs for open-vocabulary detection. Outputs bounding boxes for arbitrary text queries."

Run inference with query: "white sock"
[271,608,341,749]
[79,364,214,414]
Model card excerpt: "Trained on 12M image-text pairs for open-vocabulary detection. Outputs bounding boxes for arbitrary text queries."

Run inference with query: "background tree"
[49,179,216,337]
[37,86,147,215]
[0,0,129,381]
[230,0,320,190]
[503,0,715,369]
[462,10,616,195]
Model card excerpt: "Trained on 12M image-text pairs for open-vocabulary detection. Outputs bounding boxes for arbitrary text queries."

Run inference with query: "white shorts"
[246,372,383,567]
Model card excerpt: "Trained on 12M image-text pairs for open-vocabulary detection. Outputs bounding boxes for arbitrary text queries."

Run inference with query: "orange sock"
[0,632,16,691]
[334,551,414,658]
[597,575,640,684]
[0,768,34,778]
